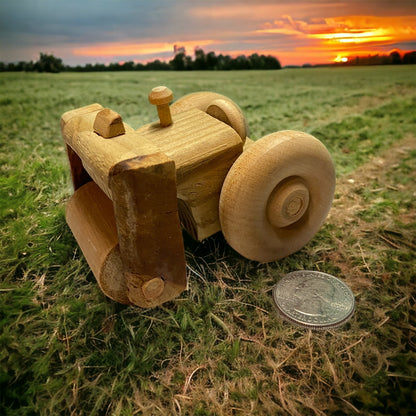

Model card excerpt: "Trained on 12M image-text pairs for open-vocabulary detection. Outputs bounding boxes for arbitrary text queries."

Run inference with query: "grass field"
[1,66,415,415]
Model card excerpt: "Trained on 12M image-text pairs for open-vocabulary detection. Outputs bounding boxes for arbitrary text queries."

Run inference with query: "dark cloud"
[0,0,415,64]
[0,0,179,44]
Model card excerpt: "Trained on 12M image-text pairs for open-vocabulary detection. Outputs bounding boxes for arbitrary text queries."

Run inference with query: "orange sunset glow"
[1,1,416,66]
[255,15,416,65]
[73,40,224,59]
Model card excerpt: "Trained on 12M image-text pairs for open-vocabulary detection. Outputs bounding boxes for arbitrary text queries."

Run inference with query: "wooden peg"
[94,108,125,138]
[148,86,173,127]
[142,277,165,300]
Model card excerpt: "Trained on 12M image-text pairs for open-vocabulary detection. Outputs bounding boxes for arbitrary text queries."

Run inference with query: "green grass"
[1,66,415,415]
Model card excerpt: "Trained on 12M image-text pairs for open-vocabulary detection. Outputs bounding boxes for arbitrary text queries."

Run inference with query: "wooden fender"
[219,131,335,262]
[171,92,248,142]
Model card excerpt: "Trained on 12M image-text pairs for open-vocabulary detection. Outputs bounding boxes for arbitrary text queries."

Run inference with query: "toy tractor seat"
[61,87,335,308]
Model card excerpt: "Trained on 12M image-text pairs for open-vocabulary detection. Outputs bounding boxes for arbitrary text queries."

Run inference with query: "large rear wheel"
[219,130,335,262]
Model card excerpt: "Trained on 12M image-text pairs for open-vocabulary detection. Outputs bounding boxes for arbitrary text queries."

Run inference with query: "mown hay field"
[1,66,415,415]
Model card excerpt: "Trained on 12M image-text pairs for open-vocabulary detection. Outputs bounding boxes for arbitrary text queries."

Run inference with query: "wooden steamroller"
[61,86,335,308]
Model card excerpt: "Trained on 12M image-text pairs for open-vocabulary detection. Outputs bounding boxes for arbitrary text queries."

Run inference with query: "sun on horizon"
[334,55,349,63]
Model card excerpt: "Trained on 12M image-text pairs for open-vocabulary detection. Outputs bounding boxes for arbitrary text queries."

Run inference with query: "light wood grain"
[62,103,135,193]
[66,144,92,191]
[170,91,228,114]
[219,130,335,262]
[61,98,244,307]
[109,153,187,308]
[135,108,243,239]
[148,86,173,127]
[93,108,126,138]
[66,181,130,304]
[64,129,158,199]
[62,88,335,308]
[171,91,248,141]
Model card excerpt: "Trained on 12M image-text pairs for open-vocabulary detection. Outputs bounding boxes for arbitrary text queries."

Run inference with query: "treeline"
[335,50,416,67]
[168,50,281,70]
[0,50,281,73]
[2,50,415,73]
[0,53,65,73]
[72,50,282,71]
[286,50,416,69]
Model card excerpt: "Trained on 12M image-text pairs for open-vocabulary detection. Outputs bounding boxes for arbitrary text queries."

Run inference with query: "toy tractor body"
[61,87,335,308]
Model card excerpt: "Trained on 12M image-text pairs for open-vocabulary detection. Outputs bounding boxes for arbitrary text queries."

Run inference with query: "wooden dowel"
[148,86,173,127]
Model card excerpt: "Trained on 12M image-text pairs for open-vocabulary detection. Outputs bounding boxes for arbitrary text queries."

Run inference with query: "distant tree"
[390,51,402,64]
[403,51,416,64]
[24,61,35,71]
[93,63,107,71]
[185,55,193,70]
[14,61,25,71]
[217,54,232,70]
[263,55,281,69]
[107,62,121,71]
[248,53,262,69]
[381,55,390,65]
[70,65,82,72]
[121,61,135,71]
[194,49,207,70]
[170,52,186,71]
[135,62,145,71]
[206,51,218,70]
[146,59,171,70]
[35,53,65,73]
[232,55,251,70]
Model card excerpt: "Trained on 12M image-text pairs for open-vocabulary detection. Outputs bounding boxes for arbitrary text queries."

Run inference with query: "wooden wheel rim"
[219,130,335,262]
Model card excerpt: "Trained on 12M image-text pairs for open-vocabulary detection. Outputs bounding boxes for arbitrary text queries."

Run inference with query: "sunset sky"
[1,0,415,66]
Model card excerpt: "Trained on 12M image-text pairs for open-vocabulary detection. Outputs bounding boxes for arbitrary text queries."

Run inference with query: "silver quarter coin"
[272,271,355,330]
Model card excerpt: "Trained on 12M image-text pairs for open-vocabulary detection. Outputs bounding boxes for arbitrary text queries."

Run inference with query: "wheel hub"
[267,178,310,228]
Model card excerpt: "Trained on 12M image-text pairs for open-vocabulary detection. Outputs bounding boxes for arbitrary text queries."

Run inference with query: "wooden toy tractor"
[61,86,335,308]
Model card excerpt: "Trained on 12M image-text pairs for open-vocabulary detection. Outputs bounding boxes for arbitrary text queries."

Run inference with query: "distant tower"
[173,45,186,56]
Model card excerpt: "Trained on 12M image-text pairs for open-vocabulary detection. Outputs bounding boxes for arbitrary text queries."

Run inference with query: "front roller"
[66,153,187,308]
[219,131,335,262]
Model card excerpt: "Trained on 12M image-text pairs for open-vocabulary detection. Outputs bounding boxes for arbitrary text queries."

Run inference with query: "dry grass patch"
[1,67,416,416]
